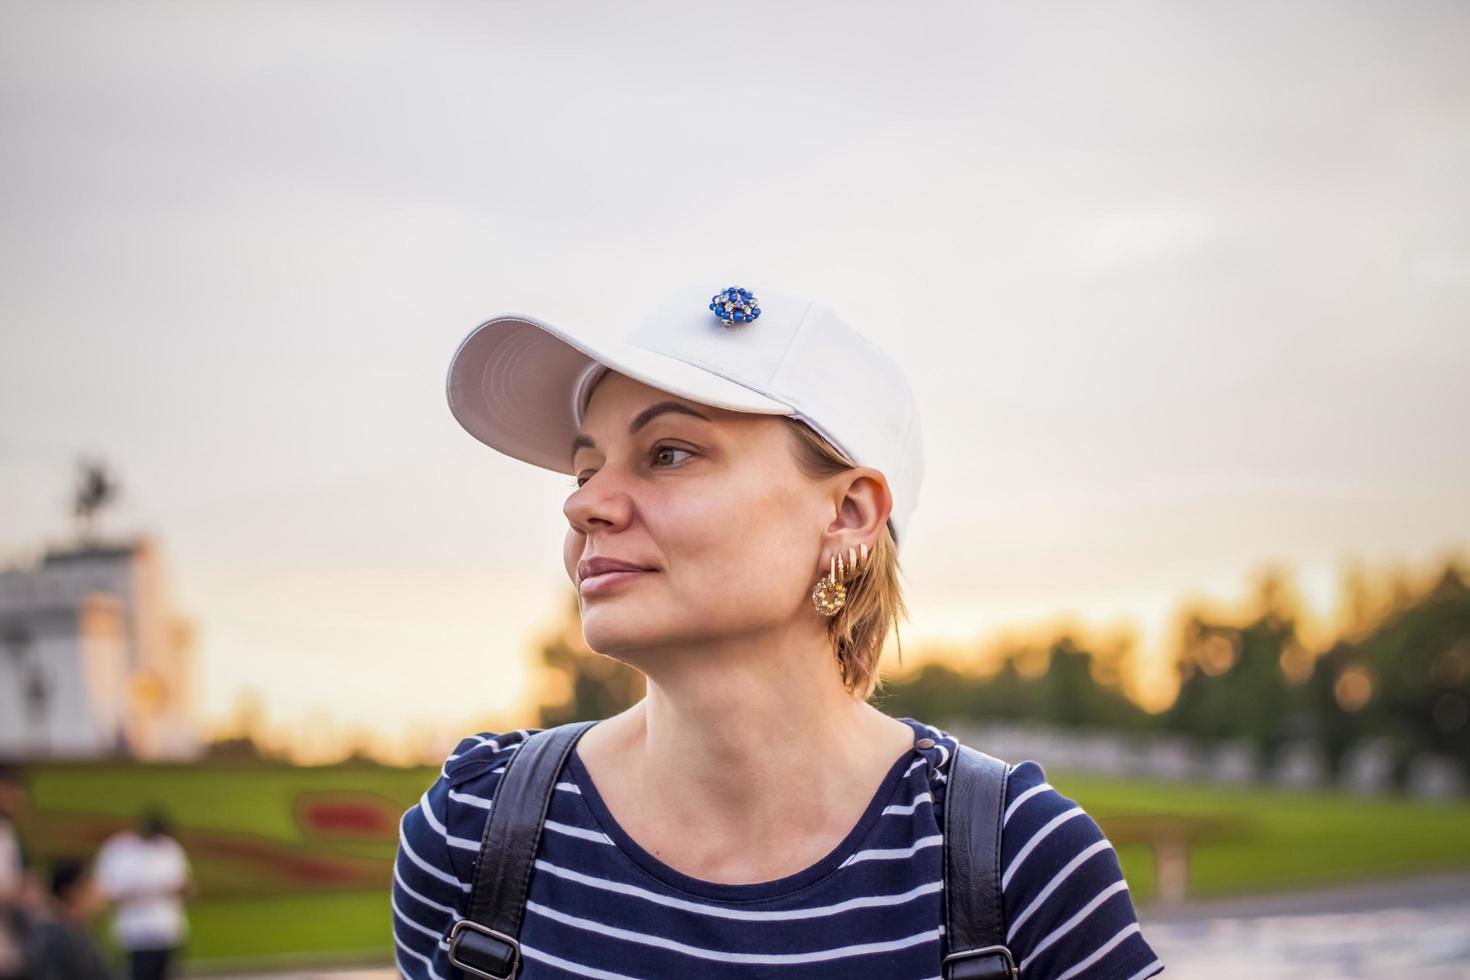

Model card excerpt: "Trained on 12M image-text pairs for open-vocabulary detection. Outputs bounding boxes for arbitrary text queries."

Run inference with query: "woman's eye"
[651,446,692,467]
[570,448,690,487]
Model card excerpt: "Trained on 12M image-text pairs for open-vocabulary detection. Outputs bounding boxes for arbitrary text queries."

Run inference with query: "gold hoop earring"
[811,553,847,617]
[810,544,867,617]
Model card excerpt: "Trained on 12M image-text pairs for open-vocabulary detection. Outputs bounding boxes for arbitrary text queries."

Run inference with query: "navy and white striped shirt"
[393,717,1164,979]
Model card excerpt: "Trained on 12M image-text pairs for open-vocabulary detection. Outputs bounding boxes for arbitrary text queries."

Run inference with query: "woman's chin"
[579,608,681,655]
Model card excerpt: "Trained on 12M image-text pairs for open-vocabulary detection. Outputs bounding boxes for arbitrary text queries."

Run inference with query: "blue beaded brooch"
[709,286,761,326]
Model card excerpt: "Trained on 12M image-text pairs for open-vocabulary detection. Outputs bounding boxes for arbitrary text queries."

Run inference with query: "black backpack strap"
[446,720,597,980]
[942,743,1019,980]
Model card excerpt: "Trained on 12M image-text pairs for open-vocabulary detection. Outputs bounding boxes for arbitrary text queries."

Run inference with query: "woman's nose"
[563,467,634,534]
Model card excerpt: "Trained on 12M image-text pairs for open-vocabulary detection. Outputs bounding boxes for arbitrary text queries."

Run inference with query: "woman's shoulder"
[963,752,1165,980]
[398,729,546,878]
[439,727,545,787]
[394,728,533,977]
[993,758,1116,889]
[916,727,1114,865]
[393,726,555,966]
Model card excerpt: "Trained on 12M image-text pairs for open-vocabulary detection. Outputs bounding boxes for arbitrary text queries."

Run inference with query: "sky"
[2,1,1467,763]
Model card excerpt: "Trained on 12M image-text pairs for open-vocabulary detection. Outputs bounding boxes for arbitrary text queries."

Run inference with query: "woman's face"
[563,371,834,657]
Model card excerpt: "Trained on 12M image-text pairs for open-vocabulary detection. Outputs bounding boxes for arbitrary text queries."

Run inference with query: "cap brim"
[446,314,794,473]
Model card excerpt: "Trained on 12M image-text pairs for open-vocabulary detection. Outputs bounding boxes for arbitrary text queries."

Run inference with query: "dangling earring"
[810,542,868,617]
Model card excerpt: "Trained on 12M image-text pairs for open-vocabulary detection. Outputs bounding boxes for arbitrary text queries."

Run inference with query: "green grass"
[186,891,392,961]
[23,760,1470,967]
[90,892,392,971]
[28,760,432,967]
[31,761,431,842]
[1047,768,1470,902]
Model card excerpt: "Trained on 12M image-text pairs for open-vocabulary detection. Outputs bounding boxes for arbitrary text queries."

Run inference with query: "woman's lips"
[579,568,654,595]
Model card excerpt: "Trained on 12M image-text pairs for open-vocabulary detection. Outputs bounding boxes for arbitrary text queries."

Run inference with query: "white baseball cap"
[445,284,925,549]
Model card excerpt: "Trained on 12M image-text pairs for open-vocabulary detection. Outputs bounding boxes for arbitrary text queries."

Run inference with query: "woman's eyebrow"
[570,401,711,462]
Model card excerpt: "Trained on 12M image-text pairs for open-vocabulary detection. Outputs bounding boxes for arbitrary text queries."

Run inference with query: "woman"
[394,285,1164,979]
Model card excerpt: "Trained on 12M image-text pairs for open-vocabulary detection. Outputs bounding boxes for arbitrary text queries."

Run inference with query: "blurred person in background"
[94,808,194,980]
[22,857,120,980]
[0,763,42,980]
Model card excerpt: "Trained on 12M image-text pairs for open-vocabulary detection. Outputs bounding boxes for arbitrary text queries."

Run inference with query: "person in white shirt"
[93,808,195,980]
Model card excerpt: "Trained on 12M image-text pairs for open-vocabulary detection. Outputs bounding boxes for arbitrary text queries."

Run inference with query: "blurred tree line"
[1157,563,1470,787]
[531,560,1470,790]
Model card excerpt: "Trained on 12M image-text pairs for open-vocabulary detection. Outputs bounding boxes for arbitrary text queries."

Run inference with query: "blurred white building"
[0,535,200,760]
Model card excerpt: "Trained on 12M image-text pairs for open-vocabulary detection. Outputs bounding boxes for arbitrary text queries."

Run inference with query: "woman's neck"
[581,626,914,849]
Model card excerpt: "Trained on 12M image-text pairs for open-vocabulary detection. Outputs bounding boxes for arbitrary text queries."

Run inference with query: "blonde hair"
[783,419,909,701]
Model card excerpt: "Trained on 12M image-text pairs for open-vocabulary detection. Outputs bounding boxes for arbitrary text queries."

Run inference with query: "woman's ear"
[825,466,893,544]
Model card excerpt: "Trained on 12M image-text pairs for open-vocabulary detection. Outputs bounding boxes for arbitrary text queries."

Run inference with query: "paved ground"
[201,872,1470,979]
[1138,871,1470,979]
